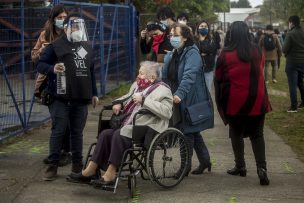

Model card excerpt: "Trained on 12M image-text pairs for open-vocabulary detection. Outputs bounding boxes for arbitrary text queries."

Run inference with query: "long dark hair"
[196,20,212,41]
[224,21,259,62]
[44,4,68,42]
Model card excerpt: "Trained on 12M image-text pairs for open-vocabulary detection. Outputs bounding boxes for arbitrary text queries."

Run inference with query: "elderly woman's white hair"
[139,61,162,79]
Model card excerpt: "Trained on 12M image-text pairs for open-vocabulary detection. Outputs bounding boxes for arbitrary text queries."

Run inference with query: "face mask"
[137,78,152,90]
[160,20,168,27]
[178,20,187,25]
[70,30,83,42]
[198,28,209,36]
[170,36,183,49]
[55,19,64,29]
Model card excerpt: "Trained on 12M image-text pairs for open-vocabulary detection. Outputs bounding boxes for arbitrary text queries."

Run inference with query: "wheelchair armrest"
[102,104,113,110]
[132,109,155,125]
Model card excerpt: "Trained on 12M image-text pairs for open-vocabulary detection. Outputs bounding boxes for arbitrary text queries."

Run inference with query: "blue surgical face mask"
[55,19,64,29]
[198,28,209,36]
[170,36,182,49]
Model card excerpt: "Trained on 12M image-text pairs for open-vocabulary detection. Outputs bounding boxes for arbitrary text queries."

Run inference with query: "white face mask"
[55,19,64,29]
[70,30,83,42]
[178,20,187,25]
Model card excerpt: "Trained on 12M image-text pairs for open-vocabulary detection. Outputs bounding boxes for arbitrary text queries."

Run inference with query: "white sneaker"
[287,108,297,113]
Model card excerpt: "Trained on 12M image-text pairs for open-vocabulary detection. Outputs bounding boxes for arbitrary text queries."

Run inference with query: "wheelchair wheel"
[146,128,189,188]
[128,174,137,198]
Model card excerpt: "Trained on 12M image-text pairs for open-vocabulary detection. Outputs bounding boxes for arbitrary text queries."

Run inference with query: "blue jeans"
[184,132,210,168]
[204,71,214,93]
[285,63,304,108]
[48,100,88,164]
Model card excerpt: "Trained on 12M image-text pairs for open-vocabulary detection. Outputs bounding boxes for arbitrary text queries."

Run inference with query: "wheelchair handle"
[133,109,155,125]
[102,104,113,110]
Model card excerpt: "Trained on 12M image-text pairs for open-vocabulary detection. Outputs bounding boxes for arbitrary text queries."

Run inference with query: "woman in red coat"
[214,21,272,186]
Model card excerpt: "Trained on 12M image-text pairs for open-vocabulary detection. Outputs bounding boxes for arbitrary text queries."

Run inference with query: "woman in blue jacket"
[163,23,214,175]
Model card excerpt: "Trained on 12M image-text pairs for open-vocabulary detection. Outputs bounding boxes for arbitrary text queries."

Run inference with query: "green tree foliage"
[260,0,304,25]
[230,0,252,8]
[132,0,229,23]
[88,0,230,23]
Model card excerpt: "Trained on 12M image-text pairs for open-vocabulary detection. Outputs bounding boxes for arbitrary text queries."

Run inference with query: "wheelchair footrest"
[101,185,115,192]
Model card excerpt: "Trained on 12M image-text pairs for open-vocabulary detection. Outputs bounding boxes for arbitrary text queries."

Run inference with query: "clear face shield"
[66,18,88,43]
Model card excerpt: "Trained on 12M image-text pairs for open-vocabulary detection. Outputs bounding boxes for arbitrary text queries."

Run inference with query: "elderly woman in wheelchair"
[68,61,189,194]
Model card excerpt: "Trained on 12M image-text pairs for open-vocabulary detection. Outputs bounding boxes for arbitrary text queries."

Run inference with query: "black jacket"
[198,39,217,73]
[37,35,97,103]
[140,36,173,62]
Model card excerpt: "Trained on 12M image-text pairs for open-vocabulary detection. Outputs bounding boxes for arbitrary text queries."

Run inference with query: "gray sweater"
[283,26,304,64]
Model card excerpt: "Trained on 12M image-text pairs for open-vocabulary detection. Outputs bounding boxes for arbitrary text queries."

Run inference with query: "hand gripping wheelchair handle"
[132,109,155,125]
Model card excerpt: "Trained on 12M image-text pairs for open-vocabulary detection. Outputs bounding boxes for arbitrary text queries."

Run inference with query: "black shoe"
[91,177,116,188]
[298,103,304,109]
[191,162,212,175]
[257,168,270,186]
[43,164,58,181]
[227,166,247,177]
[67,172,96,184]
[72,162,84,173]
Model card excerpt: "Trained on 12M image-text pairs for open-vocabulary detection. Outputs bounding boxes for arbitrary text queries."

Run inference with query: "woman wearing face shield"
[162,23,213,176]
[37,13,98,181]
[31,5,72,168]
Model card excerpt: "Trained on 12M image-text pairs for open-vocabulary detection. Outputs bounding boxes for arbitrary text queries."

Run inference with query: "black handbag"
[185,100,213,126]
[184,71,214,130]
[40,87,54,106]
[109,112,130,130]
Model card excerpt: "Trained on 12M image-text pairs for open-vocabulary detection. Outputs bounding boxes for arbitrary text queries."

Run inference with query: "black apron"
[52,36,93,101]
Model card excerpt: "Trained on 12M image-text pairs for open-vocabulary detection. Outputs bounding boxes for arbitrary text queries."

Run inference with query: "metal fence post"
[21,0,26,127]
[99,5,105,95]
[103,6,117,94]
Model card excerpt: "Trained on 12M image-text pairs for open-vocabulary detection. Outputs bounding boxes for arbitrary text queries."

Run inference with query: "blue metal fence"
[0,0,138,141]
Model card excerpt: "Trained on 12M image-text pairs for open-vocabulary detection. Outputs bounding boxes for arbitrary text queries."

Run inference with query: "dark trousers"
[48,100,88,164]
[227,115,266,169]
[285,63,304,108]
[62,126,70,152]
[91,129,132,171]
[184,132,210,169]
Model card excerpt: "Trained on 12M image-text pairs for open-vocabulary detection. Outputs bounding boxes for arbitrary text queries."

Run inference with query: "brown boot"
[43,164,58,181]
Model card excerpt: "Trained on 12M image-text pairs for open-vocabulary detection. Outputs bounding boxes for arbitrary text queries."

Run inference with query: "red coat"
[214,48,271,123]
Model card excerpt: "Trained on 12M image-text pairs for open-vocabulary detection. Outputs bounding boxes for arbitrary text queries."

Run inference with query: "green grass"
[98,83,132,105]
[265,58,304,162]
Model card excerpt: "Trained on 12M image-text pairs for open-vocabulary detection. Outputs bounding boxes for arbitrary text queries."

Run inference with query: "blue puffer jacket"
[163,44,212,134]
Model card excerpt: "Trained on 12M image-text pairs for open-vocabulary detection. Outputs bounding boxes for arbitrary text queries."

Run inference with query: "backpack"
[263,34,276,51]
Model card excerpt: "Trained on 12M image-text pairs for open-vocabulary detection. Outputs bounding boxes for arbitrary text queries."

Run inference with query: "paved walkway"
[1,102,304,203]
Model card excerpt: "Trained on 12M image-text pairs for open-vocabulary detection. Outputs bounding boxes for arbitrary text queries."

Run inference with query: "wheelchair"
[84,105,190,198]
